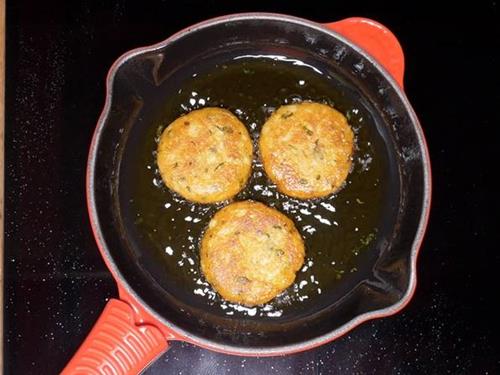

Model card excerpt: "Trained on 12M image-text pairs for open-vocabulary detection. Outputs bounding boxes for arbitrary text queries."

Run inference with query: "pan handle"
[324,18,405,87]
[61,299,168,375]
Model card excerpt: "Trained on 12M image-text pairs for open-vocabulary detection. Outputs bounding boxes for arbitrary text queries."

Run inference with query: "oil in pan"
[127,55,390,319]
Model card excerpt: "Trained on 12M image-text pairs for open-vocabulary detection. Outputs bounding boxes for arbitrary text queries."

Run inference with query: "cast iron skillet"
[62,13,431,375]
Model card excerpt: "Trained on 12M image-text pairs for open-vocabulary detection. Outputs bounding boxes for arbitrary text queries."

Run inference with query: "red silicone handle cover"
[61,299,168,375]
[325,17,405,87]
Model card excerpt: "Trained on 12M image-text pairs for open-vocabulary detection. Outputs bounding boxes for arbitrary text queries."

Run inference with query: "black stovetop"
[4,1,500,374]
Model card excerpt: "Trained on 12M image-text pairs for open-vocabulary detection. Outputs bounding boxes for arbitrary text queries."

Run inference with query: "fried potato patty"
[200,201,305,306]
[260,102,354,199]
[157,108,253,203]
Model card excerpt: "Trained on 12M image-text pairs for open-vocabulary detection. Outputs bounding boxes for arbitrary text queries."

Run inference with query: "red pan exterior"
[63,12,431,375]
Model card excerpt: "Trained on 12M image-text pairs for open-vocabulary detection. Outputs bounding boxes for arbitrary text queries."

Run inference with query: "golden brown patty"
[200,201,305,306]
[157,108,253,203]
[259,102,354,199]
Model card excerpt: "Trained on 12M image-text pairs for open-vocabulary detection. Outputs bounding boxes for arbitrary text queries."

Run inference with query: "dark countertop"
[4,1,500,374]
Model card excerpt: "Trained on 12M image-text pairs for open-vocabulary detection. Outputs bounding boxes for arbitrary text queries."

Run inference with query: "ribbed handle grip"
[61,299,168,375]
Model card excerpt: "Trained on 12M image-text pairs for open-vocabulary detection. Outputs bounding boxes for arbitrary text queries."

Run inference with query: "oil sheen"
[127,55,389,319]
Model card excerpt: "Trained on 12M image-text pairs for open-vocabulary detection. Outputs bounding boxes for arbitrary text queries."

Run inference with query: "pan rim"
[86,12,432,355]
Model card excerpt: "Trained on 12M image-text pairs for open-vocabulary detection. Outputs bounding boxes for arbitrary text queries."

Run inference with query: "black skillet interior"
[91,15,427,349]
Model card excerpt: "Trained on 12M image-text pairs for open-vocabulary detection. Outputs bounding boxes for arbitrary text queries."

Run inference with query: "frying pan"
[62,13,431,374]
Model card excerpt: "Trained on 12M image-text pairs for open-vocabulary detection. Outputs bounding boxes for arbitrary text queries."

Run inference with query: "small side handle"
[324,17,405,87]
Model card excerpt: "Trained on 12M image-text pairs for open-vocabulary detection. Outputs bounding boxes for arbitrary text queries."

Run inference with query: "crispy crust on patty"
[200,201,305,306]
[157,108,253,203]
[259,102,354,199]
